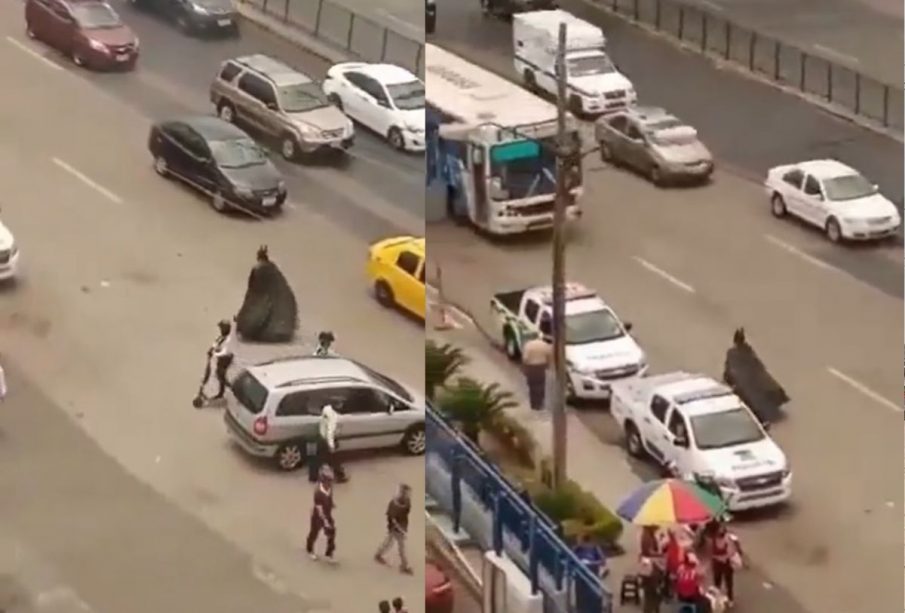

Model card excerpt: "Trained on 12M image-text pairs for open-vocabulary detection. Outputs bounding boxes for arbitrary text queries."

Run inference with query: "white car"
[322,62,424,152]
[765,159,900,242]
[0,220,20,281]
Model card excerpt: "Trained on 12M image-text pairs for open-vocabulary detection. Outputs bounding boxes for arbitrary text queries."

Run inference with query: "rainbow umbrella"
[616,479,725,525]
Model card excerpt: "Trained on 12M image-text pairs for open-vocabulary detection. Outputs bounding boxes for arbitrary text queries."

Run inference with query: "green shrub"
[425,341,468,401]
[438,377,517,445]
[529,471,623,547]
[486,412,538,469]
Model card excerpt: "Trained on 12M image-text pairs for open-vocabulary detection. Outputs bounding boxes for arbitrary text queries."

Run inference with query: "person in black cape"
[236,245,299,343]
[723,327,789,424]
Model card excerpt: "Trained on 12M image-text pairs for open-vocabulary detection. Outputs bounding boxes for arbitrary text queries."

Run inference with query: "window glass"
[210,138,267,169]
[340,388,387,415]
[803,175,822,196]
[396,251,420,276]
[782,169,803,187]
[386,80,424,110]
[238,73,276,105]
[277,82,329,113]
[650,396,669,422]
[667,410,687,438]
[71,3,121,28]
[275,392,311,417]
[219,62,242,83]
[523,300,539,323]
[231,371,268,415]
[607,115,628,133]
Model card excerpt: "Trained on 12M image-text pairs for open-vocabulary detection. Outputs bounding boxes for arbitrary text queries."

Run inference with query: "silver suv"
[224,354,426,471]
[210,54,355,161]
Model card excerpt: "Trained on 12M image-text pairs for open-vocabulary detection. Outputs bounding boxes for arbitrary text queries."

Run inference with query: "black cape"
[723,342,789,423]
[236,260,298,343]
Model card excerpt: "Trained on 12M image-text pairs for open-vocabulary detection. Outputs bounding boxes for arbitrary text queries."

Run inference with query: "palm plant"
[425,340,468,400]
[438,377,517,445]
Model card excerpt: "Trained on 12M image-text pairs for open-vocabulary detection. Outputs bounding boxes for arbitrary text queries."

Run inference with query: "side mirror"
[624,322,633,332]
[265,101,278,111]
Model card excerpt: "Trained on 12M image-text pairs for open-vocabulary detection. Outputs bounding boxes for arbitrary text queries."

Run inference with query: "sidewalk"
[426,303,808,612]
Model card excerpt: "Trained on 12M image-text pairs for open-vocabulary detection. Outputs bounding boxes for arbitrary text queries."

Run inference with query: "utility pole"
[550,21,569,490]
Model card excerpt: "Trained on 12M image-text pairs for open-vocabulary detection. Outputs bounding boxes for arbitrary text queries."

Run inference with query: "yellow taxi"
[366,236,425,319]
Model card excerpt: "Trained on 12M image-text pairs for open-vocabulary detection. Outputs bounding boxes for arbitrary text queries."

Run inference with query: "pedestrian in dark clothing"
[375,484,412,574]
[391,597,407,613]
[378,601,390,613]
[710,523,743,605]
[639,557,662,613]
[306,466,336,562]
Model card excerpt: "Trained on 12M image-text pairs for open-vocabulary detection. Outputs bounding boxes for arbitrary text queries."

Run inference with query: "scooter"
[191,348,216,408]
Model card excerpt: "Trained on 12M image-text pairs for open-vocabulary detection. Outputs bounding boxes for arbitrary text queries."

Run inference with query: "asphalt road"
[0,5,424,611]
[429,0,904,210]
[676,0,903,84]
[427,159,903,612]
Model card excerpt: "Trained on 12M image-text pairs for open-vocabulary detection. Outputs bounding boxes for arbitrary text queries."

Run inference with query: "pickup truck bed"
[492,290,525,316]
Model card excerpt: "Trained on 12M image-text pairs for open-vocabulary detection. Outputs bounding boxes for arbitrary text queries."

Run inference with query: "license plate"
[217,18,231,26]
[116,54,129,61]
[262,197,277,206]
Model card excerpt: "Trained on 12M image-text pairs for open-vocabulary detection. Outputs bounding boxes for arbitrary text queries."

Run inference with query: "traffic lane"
[430,0,904,206]
[681,0,902,84]
[0,361,314,613]
[0,42,425,609]
[427,172,900,613]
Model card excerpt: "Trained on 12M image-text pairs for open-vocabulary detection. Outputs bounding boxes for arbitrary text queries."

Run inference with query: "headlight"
[192,3,209,13]
[88,39,107,52]
[781,462,792,478]
[295,125,315,138]
[235,186,253,197]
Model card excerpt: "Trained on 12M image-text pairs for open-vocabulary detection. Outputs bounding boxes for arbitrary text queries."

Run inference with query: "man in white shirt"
[317,403,346,482]
[210,318,236,400]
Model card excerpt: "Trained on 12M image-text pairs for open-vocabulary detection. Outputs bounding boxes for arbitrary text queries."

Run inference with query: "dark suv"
[128,0,238,35]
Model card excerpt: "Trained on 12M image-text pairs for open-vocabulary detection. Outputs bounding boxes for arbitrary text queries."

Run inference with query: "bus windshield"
[488,136,560,200]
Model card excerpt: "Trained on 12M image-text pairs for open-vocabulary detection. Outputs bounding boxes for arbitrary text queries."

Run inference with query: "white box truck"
[513,9,636,116]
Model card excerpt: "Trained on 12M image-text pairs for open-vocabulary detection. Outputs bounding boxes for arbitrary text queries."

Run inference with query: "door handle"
[642,417,651,424]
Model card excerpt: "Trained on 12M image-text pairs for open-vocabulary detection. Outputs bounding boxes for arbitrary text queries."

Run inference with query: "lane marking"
[52,158,123,204]
[632,257,695,293]
[813,44,860,65]
[827,367,901,413]
[5,36,62,71]
[764,234,843,274]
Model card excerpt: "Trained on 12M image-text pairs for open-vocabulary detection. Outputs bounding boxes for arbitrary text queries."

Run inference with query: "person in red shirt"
[674,551,705,607]
[663,528,684,600]
[710,523,744,605]
[306,465,336,562]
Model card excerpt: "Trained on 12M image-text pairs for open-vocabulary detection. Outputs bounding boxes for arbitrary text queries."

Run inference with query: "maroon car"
[426,560,455,613]
[25,0,139,70]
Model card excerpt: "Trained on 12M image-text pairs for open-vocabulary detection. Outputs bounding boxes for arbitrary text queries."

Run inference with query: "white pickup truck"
[610,372,792,512]
[490,282,646,401]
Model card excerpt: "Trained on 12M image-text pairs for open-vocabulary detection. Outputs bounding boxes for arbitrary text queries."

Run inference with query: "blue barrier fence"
[426,404,612,613]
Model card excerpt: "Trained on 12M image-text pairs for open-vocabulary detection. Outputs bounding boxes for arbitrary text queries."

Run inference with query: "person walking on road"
[375,484,413,574]
[306,465,337,563]
[378,601,390,613]
[391,597,408,613]
[709,523,744,606]
[315,403,347,482]
[521,334,552,410]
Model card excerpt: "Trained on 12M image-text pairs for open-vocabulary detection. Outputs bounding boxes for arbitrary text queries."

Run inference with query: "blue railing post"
[451,451,462,533]
[528,515,539,594]
[492,493,504,555]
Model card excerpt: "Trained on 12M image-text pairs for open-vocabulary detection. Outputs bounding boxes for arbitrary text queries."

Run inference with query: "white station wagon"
[765,159,900,243]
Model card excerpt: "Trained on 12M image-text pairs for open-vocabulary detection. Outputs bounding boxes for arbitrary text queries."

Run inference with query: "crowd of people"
[635,521,744,612]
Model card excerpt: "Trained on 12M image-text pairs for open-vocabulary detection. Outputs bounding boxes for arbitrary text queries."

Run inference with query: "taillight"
[253,416,268,436]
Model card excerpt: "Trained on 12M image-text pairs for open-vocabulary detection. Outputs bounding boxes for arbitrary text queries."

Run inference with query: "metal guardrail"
[239,0,423,75]
[427,404,612,613]
[591,0,903,133]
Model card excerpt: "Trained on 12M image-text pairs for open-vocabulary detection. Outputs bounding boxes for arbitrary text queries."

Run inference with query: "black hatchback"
[148,116,287,216]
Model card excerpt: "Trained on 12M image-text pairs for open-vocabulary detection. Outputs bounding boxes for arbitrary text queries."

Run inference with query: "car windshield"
[567,53,615,77]
[209,138,268,169]
[72,3,121,28]
[489,135,561,200]
[387,80,425,110]
[355,361,413,402]
[822,173,877,201]
[565,309,625,345]
[647,119,696,146]
[278,82,329,113]
[231,371,268,415]
[690,408,765,450]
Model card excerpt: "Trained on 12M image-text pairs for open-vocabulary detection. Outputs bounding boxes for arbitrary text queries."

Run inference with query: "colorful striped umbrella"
[616,479,725,525]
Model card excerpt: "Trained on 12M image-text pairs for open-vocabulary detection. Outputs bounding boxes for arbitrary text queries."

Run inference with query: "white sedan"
[0,219,20,281]
[765,159,900,242]
[322,62,424,152]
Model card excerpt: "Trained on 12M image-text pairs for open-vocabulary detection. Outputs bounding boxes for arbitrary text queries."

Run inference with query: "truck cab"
[513,10,636,116]
[491,282,646,401]
[610,372,793,511]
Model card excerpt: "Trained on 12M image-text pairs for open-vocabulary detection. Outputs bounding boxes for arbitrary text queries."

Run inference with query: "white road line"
[632,257,696,293]
[827,367,901,413]
[51,158,123,204]
[764,234,843,274]
[813,44,861,65]
[5,36,62,71]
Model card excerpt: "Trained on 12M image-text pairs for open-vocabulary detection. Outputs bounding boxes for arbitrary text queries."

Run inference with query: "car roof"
[230,54,312,87]
[247,355,372,389]
[373,236,424,255]
[352,63,419,85]
[795,159,857,179]
[657,377,742,416]
[627,106,679,126]
[65,0,114,9]
[173,116,248,141]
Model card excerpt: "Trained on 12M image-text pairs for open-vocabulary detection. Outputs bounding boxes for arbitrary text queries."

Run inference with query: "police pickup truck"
[489,282,646,401]
[610,372,792,511]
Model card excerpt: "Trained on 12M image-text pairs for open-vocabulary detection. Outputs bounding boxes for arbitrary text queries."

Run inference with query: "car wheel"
[327,93,343,112]
[599,142,614,163]
[503,328,520,361]
[649,165,665,186]
[217,101,236,123]
[211,192,228,213]
[770,193,787,217]
[387,127,405,151]
[826,217,843,243]
[625,423,645,458]
[402,425,426,455]
[374,280,395,307]
[275,443,305,471]
[280,133,298,161]
[153,155,169,177]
